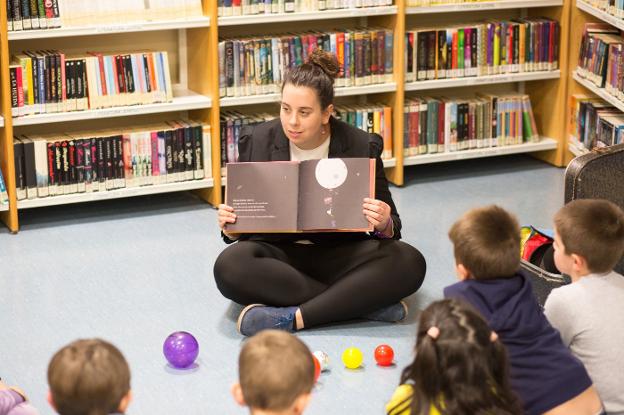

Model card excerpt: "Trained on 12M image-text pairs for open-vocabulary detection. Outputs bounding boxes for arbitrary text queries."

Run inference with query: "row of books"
[405,18,560,81]
[219,103,393,168]
[219,29,393,97]
[0,168,8,205]
[403,93,539,155]
[12,121,211,201]
[407,0,503,6]
[220,111,274,167]
[6,0,61,31]
[576,24,624,97]
[9,50,173,117]
[7,0,204,31]
[217,0,393,15]
[334,104,393,159]
[569,94,624,150]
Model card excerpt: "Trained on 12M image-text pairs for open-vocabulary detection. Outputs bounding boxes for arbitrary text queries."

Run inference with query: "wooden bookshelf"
[0,1,217,232]
[0,0,574,231]
[562,0,615,165]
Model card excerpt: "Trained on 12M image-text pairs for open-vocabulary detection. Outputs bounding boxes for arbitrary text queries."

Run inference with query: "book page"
[226,161,299,233]
[297,158,375,232]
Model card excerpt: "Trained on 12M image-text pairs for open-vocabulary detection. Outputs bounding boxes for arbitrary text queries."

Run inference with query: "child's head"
[449,205,520,280]
[554,199,624,275]
[47,338,131,415]
[232,330,314,415]
[400,299,521,415]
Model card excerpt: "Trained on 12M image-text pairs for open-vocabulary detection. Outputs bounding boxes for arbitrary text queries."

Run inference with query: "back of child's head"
[238,330,314,412]
[48,338,131,415]
[400,299,521,415]
[554,198,624,273]
[449,205,520,279]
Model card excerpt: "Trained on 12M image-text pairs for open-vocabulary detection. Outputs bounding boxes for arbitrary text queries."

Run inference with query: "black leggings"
[213,239,426,328]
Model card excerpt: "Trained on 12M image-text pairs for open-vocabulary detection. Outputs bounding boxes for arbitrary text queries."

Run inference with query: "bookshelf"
[0,0,573,232]
[563,0,621,165]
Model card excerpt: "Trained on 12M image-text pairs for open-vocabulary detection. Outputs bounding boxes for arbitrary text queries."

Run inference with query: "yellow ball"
[342,347,363,369]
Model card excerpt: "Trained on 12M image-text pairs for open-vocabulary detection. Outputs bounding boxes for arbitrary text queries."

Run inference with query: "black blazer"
[223,116,402,244]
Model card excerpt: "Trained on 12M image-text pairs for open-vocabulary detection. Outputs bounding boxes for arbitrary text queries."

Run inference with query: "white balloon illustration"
[315,159,348,190]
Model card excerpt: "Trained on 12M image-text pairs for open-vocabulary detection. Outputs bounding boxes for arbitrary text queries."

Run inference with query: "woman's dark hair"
[397,299,522,415]
[282,49,339,109]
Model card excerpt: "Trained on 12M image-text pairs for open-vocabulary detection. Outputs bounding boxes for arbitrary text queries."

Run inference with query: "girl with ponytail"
[215,50,427,337]
[386,299,522,415]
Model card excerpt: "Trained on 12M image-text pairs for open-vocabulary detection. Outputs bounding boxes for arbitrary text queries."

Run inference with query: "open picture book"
[225,158,375,233]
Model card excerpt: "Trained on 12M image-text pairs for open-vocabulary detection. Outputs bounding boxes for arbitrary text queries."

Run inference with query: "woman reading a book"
[214,49,427,336]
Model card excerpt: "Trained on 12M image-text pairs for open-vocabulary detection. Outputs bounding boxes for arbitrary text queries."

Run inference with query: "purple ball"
[163,331,199,369]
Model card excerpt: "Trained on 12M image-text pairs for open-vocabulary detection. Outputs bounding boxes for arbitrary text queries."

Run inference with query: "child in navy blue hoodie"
[443,205,603,415]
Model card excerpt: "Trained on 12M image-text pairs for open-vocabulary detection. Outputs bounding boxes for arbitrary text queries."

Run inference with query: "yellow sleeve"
[385,384,414,415]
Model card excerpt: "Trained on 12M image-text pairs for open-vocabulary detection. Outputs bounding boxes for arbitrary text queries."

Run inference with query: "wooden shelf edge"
[407,0,563,14]
[18,178,215,209]
[12,90,211,126]
[405,70,561,91]
[8,17,211,40]
[403,138,558,166]
[221,83,397,107]
[573,71,624,112]
[576,0,624,31]
[219,6,397,25]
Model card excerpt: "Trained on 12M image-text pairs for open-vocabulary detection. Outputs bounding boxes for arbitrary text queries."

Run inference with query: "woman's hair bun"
[307,49,340,80]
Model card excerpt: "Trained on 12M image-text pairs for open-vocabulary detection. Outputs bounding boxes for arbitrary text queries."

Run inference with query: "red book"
[452,31,458,73]
[16,66,24,110]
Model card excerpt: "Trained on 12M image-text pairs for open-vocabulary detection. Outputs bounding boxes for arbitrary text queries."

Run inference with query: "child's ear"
[571,253,588,273]
[456,263,471,281]
[47,391,57,411]
[292,393,312,414]
[118,389,132,413]
[231,383,246,407]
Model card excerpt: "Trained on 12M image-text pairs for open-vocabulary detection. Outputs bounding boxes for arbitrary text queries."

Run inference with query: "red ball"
[312,354,321,382]
[374,344,395,366]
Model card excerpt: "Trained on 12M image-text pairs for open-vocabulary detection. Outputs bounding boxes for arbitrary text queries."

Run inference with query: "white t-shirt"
[289,136,330,161]
[544,270,624,414]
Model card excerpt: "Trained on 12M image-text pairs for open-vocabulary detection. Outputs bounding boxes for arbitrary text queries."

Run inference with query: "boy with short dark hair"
[231,330,314,415]
[47,339,132,415]
[444,205,603,415]
[545,199,624,414]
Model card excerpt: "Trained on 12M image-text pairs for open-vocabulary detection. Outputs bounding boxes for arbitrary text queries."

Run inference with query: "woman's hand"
[218,204,240,241]
[363,198,393,237]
